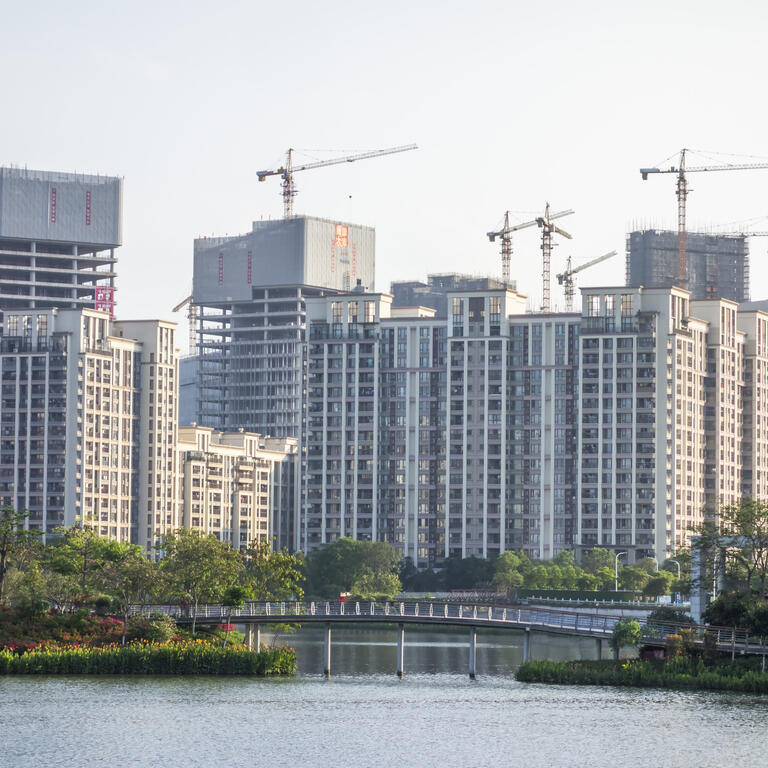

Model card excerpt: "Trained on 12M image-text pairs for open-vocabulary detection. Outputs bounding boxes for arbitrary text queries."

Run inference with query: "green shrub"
[516,588,642,602]
[647,606,694,624]
[516,658,768,694]
[0,640,296,676]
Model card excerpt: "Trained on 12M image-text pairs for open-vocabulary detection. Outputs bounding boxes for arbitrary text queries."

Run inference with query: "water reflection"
[269,624,604,677]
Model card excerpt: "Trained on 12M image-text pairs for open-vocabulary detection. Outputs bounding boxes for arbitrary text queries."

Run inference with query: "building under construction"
[626,230,750,302]
[0,166,121,317]
[191,216,375,436]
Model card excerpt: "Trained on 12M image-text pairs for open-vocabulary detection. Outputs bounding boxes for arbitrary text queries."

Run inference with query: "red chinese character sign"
[94,286,115,319]
[334,225,349,248]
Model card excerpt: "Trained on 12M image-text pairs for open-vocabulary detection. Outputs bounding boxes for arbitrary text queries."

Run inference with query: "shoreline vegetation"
[0,640,296,676]
[516,658,768,694]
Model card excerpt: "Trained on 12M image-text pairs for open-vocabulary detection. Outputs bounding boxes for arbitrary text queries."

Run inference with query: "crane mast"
[487,208,572,287]
[501,212,512,282]
[537,203,574,313]
[257,143,418,219]
[556,250,617,312]
[172,294,197,354]
[640,148,768,290]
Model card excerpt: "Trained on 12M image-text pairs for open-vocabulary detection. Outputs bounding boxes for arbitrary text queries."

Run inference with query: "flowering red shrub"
[0,607,124,652]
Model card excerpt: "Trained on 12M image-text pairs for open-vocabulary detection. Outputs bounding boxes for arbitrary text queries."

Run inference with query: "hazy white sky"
[3,0,768,349]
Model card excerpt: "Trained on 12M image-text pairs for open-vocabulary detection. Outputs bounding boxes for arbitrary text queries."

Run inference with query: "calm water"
[3,625,768,768]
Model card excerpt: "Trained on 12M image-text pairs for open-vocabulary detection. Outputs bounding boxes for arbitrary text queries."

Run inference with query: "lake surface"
[3,625,768,768]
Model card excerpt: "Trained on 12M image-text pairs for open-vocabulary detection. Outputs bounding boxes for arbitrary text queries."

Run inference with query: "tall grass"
[0,640,296,676]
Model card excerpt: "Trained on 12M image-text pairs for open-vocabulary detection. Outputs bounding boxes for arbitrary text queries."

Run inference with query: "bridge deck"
[131,601,768,656]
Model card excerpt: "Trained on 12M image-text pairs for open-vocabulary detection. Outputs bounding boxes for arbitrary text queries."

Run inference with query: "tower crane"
[487,212,537,282]
[537,203,574,313]
[556,250,617,312]
[640,148,768,289]
[173,294,197,355]
[257,144,418,219]
[487,208,573,284]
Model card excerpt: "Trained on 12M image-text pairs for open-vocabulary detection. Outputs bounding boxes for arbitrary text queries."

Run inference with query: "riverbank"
[0,641,296,676]
[516,658,768,694]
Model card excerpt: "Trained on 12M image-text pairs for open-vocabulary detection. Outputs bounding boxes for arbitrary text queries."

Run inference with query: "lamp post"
[668,559,681,579]
[614,551,627,591]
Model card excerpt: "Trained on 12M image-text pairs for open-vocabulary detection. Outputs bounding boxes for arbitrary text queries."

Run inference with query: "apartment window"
[331,302,343,323]
[587,296,600,317]
[605,295,615,314]
[364,301,375,323]
[620,294,633,316]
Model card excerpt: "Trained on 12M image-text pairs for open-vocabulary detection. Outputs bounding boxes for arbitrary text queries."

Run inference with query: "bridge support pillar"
[595,637,603,659]
[324,622,332,678]
[397,623,405,678]
[255,625,261,651]
[244,624,256,650]
[523,627,531,663]
[469,627,477,679]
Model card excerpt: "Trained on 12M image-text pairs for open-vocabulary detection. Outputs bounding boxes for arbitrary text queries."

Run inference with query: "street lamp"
[668,559,681,579]
[614,551,627,591]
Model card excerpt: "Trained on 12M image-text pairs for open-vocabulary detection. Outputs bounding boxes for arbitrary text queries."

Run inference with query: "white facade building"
[176,425,298,551]
[0,308,178,545]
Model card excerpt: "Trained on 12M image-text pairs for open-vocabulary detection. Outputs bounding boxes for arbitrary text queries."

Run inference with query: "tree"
[221,584,253,647]
[553,550,576,568]
[577,573,598,590]
[244,539,305,601]
[560,565,582,590]
[635,557,658,576]
[0,506,39,602]
[524,564,550,589]
[610,618,642,660]
[492,551,524,592]
[619,565,650,591]
[703,590,756,627]
[160,529,243,634]
[47,525,123,598]
[694,501,768,598]
[306,538,401,598]
[581,548,615,575]
[42,570,82,613]
[643,571,674,598]
[595,566,614,590]
[99,546,160,644]
[350,569,401,600]
[400,557,441,591]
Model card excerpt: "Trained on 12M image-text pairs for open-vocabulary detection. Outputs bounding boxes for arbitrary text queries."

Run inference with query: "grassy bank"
[0,640,296,676]
[516,658,768,694]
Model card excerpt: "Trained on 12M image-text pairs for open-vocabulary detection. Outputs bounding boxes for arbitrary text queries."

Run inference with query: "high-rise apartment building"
[738,310,768,500]
[0,166,121,317]
[303,282,581,566]
[191,216,374,436]
[301,278,768,566]
[0,308,177,546]
[576,286,766,561]
[176,425,298,552]
[112,320,179,551]
[626,230,749,302]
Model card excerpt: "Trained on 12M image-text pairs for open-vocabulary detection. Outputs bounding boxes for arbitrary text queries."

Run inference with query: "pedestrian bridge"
[138,600,765,677]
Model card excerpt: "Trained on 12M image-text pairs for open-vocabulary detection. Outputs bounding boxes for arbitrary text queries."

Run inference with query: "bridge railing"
[128,601,624,634]
[125,601,764,651]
